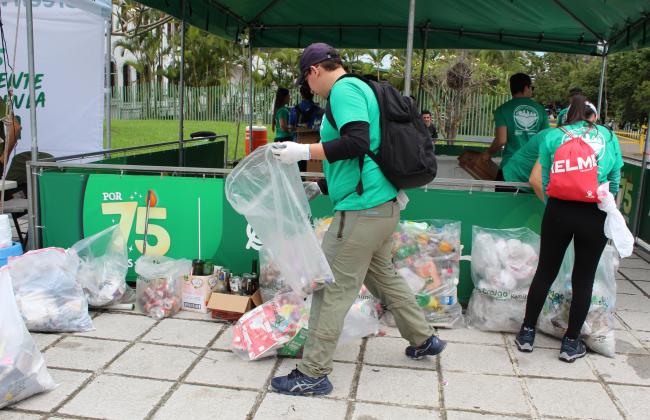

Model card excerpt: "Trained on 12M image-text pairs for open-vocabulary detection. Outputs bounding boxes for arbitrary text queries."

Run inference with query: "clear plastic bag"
[393,220,465,328]
[467,226,540,332]
[231,292,310,361]
[340,286,381,344]
[226,146,334,296]
[0,267,57,408]
[538,244,618,357]
[71,225,130,307]
[10,248,94,332]
[598,183,634,258]
[135,256,191,320]
[259,246,289,302]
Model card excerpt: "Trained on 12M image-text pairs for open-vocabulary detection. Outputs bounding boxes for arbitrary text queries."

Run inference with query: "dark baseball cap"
[569,86,583,95]
[295,42,341,86]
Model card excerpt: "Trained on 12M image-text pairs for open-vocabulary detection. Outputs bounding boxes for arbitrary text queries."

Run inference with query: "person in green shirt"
[515,94,623,363]
[270,43,445,396]
[481,73,549,181]
[501,128,551,201]
[272,87,292,141]
[556,87,583,126]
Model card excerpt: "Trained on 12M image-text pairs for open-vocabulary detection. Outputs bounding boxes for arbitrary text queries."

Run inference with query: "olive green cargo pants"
[298,200,435,377]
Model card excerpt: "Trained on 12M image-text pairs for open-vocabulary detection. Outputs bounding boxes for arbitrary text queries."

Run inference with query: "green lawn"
[110,120,272,161]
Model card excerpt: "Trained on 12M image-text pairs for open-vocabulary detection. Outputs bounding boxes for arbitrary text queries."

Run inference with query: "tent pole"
[403,0,416,96]
[25,0,40,249]
[178,1,186,167]
[104,15,112,150]
[248,29,254,155]
[596,45,607,117]
[633,112,650,241]
[416,27,429,107]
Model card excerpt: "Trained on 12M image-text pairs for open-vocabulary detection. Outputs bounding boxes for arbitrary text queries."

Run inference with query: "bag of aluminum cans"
[466,226,539,332]
[538,244,618,357]
[70,225,130,307]
[10,248,94,332]
[225,146,334,296]
[392,220,465,328]
[259,246,288,302]
[1,267,57,408]
[135,256,192,320]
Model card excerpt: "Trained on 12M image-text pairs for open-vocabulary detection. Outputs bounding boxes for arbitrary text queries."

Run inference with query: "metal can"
[203,261,215,276]
[229,275,242,294]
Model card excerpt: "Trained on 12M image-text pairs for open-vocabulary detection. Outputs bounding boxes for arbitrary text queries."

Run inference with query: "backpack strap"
[558,125,593,141]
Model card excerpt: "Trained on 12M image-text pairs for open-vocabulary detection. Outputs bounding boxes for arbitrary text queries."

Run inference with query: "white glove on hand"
[271,141,310,165]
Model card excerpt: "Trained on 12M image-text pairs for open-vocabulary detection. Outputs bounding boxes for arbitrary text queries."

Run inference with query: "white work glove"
[271,141,310,165]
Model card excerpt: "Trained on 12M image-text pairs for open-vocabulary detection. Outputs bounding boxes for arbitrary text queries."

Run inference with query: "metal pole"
[248,29,254,155]
[104,16,112,150]
[403,0,416,96]
[597,46,607,117]
[178,2,186,167]
[632,113,650,240]
[25,0,39,249]
[416,27,429,107]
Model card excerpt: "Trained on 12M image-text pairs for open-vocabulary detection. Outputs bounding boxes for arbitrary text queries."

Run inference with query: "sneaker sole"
[559,351,586,363]
[407,340,447,360]
[515,340,534,353]
[271,386,333,397]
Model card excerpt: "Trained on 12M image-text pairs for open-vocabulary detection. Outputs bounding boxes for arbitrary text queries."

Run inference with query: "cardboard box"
[182,275,213,313]
[207,290,263,321]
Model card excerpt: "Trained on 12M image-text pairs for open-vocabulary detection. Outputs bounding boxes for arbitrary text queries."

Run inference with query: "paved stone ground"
[2,251,650,420]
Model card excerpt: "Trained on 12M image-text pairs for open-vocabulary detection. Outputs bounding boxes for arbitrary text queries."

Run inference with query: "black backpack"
[325,74,437,194]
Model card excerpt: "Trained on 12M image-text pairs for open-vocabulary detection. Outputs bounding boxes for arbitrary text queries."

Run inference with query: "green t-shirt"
[320,77,397,211]
[274,106,291,139]
[556,107,568,125]
[539,122,624,195]
[502,128,551,183]
[494,97,550,168]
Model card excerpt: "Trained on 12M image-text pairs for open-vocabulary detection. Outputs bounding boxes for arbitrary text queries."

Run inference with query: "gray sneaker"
[559,336,587,363]
[515,325,535,352]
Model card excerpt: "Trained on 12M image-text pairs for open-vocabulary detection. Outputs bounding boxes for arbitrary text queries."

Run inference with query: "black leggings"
[523,197,607,339]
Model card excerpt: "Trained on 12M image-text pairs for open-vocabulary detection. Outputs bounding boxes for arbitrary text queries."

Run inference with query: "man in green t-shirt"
[556,87,583,126]
[501,128,550,201]
[270,43,446,396]
[481,73,549,181]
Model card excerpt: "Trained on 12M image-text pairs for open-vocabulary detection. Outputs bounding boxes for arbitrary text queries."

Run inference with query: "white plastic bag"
[393,220,465,328]
[226,146,334,295]
[71,225,130,307]
[10,248,94,332]
[231,292,310,361]
[0,267,57,408]
[538,244,618,357]
[467,226,540,332]
[340,286,381,344]
[598,182,633,258]
[259,246,289,302]
[135,256,191,319]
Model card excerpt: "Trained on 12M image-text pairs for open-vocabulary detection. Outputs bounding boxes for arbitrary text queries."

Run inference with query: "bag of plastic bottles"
[0,267,57,408]
[393,220,464,328]
[538,244,618,357]
[466,226,540,332]
[135,256,192,320]
[226,146,334,296]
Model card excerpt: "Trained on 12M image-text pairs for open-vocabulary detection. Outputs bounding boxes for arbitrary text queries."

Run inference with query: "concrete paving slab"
[43,337,128,371]
[13,369,90,412]
[631,330,650,348]
[440,343,515,376]
[443,372,530,416]
[616,280,642,295]
[590,353,650,385]
[619,258,650,269]
[504,332,560,350]
[619,268,650,281]
[612,314,627,330]
[632,280,650,295]
[525,378,621,419]
[153,384,257,420]
[186,350,275,390]
[333,339,362,362]
[438,328,504,346]
[254,393,348,420]
[365,337,437,369]
[106,343,200,381]
[75,312,156,341]
[609,384,650,420]
[0,413,42,419]
[30,333,61,351]
[615,330,649,355]
[513,348,596,380]
[351,402,439,419]
[617,311,650,331]
[615,294,650,312]
[446,411,529,419]
[59,374,172,420]
[171,310,218,322]
[141,318,220,348]
[356,365,439,407]
[211,325,232,350]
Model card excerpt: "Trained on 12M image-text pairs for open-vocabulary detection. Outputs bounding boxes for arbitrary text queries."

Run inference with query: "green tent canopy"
[138,0,649,54]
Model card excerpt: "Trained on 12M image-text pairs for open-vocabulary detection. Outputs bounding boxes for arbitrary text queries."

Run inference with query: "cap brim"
[294,75,305,87]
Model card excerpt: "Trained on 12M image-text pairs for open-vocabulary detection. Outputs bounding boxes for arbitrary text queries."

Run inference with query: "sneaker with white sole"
[271,368,333,396]
[559,336,587,363]
[405,335,447,359]
[515,325,536,352]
